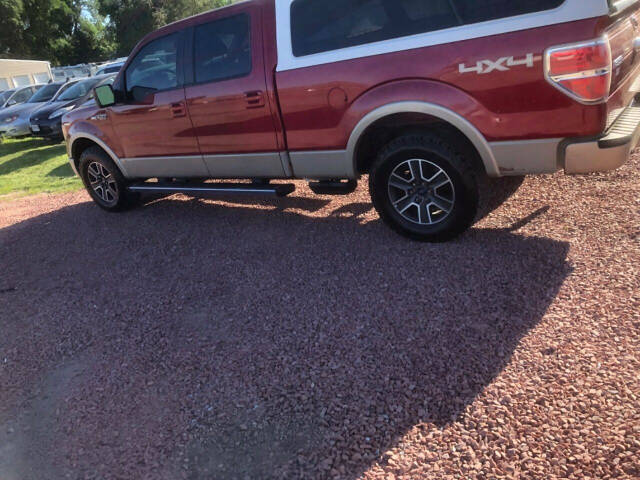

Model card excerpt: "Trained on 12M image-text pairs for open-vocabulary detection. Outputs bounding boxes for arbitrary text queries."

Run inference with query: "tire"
[369,133,479,242]
[79,146,138,212]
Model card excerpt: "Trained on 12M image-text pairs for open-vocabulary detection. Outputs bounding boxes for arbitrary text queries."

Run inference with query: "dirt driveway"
[0,159,638,479]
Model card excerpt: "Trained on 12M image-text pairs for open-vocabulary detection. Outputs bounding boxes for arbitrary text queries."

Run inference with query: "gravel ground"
[0,155,638,480]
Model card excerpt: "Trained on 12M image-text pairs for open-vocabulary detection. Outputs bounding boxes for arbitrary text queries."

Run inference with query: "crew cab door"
[184,6,285,178]
[109,31,208,179]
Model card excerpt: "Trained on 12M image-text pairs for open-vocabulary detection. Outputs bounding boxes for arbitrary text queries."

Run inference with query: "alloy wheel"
[87,162,119,205]
[387,158,456,226]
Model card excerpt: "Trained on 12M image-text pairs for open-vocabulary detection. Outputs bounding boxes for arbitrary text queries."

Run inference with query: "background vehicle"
[51,64,91,82]
[31,75,115,140]
[0,82,66,138]
[94,61,125,76]
[64,0,640,241]
[0,90,16,106]
[0,85,42,110]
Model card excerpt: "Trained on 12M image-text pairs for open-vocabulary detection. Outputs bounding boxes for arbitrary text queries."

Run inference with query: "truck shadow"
[0,194,571,480]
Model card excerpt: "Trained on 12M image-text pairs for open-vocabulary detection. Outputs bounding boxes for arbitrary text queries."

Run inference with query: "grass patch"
[0,137,82,199]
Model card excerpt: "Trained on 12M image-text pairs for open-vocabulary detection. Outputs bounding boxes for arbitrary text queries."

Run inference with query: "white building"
[0,59,53,91]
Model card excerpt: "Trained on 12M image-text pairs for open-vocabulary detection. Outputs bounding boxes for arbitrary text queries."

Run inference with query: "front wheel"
[369,133,479,242]
[79,146,138,212]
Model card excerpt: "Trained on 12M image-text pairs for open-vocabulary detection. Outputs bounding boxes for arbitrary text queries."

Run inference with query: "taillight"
[544,38,612,104]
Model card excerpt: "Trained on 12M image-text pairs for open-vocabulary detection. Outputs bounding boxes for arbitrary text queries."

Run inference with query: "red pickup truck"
[63,0,640,241]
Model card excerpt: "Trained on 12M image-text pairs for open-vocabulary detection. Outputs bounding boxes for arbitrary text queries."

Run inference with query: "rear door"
[184,6,284,178]
[109,31,208,179]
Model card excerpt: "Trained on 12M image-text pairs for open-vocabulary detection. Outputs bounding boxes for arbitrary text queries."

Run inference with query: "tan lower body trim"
[289,150,354,179]
[489,139,563,176]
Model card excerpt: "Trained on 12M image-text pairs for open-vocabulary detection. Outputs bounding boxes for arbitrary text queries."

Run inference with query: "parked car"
[94,61,125,76]
[0,85,42,110]
[0,82,66,138]
[63,0,640,241]
[0,89,16,106]
[30,75,115,140]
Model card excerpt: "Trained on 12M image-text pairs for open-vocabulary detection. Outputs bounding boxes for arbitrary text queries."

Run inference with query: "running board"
[128,182,296,197]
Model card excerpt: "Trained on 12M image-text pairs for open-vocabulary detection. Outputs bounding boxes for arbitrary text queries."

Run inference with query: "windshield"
[57,78,100,102]
[28,84,62,103]
[52,81,79,101]
[0,90,16,104]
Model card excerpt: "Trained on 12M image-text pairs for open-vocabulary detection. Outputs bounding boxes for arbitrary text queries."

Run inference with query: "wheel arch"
[70,134,130,178]
[348,102,500,178]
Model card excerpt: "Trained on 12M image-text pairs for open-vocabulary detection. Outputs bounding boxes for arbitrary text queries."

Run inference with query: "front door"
[110,31,208,179]
[184,8,284,178]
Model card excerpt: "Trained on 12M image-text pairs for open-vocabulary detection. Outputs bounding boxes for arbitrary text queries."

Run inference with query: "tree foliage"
[97,0,233,57]
[0,0,232,66]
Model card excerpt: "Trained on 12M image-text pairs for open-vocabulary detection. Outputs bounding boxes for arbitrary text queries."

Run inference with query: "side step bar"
[128,182,296,197]
[309,179,358,195]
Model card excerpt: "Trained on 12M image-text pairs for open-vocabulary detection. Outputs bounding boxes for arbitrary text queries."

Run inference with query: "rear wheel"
[369,133,479,242]
[79,146,138,212]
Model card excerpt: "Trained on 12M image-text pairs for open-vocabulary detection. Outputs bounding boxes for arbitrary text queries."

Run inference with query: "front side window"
[291,0,565,57]
[126,34,180,98]
[194,14,252,84]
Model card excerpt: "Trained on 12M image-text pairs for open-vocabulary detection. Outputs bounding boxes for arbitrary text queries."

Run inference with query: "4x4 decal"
[459,54,535,75]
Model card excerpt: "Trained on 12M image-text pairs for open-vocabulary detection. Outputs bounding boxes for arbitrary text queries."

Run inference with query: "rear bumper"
[489,104,640,176]
[563,106,640,174]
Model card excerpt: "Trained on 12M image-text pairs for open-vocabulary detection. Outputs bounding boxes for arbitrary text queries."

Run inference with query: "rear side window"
[194,14,252,84]
[291,0,566,57]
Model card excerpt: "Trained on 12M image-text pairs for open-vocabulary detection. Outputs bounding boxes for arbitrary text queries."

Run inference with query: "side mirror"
[7,100,16,106]
[94,84,116,108]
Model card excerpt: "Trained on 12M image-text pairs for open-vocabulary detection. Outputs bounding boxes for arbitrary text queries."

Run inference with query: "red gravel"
[0,155,638,480]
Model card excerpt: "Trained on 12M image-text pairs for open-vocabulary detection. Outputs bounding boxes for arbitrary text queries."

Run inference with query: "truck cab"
[63,0,640,242]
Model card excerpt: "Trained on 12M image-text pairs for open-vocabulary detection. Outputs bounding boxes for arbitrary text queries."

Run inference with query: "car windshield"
[28,84,62,103]
[0,90,16,104]
[57,78,100,102]
[52,81,79,101]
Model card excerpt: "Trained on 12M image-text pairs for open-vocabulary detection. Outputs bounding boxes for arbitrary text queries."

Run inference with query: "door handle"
[244,91,265,109]
[171,102,187,118]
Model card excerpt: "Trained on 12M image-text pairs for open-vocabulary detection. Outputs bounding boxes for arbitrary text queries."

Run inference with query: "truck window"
[291,0,566,57]
[125,34,180,95]
[194,13,252,84]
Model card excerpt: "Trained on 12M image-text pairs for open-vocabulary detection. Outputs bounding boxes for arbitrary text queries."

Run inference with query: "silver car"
[0,83,66,138]
[0,85,42,110]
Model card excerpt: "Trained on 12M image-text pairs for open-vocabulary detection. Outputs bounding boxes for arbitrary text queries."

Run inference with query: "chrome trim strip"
[550,69,610,81]
[346,101,501,177]
[128,185,280,194]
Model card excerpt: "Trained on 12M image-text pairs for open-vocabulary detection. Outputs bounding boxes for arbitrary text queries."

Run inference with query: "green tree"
[0,0,26,58]
[98,0,233,57]
[0,0,233,66]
